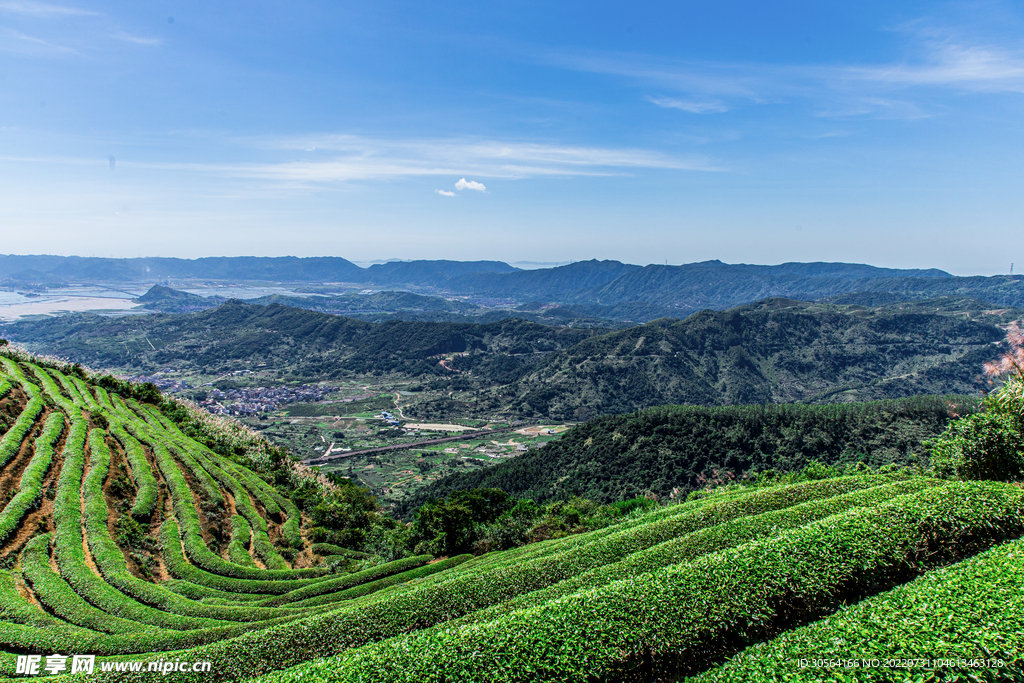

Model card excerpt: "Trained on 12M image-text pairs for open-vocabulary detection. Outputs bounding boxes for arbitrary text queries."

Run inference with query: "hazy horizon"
[0,252,981,276]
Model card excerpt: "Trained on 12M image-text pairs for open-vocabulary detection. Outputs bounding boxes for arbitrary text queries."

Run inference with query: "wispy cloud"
[211,133,725,185]
[647,96,729,114]
[0,25,76,55]
[815,97,932,120]
[455,178,486,191]
[434,189,455,197]
[846,42,1024,91]
[4,133,723,188]
[111,32,161,46]
[0,1,98,17]
[538,28,1024,119]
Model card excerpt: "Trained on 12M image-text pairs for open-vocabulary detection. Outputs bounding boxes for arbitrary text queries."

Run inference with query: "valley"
[9,1,1024,677]
[0,276,1022,681]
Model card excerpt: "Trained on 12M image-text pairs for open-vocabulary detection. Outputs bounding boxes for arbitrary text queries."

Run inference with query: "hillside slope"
[486,298,1017,419]
[398,396,977,515]
[1,301,601,378]
[2,346,1022,682]
[5,297,1019,421]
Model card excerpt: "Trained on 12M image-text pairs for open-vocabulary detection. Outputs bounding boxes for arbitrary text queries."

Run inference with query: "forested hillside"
[5,297,1018,422]
[399,396,977,515]
[441,297,1018,419]
[1,301,600,379]
[0,325,1021,682]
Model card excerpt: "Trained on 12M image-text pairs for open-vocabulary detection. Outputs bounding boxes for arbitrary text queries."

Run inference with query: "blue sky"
[1,1,1022,274]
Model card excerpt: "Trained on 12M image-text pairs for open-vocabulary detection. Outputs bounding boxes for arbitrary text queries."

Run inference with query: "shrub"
[254,555,432,608]
[693,538,1024,682]
[271,481,1024,683]
[22,533,155,635]
[159,520,325,595]
[286,555,473,609]
[53,425,228,631]
[109,425,158,520]
[227,515,257,568]
[0,397,43,468]
[0,411,63,544]
[311,543,369,559]
[929,411,1024,481]
[83,431,308,621]
[96,477,901,682]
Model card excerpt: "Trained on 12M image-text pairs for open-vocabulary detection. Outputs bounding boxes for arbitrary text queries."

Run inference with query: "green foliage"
[286,555,473,609]
[253,555,432,608]
[0,411,62,544]
[693,538,1024,682]
[226,515,257,568]
[434,479,939,639]
[470,495,661,554]
[21,534,154,635]
[109,425,159,519]
[410,488,514,555]
[5,344,1024,683]
[158,519,323,595]
[404,397,970,514]
[124,477,893,682]
[270,481,1024,683]
[96,373,162,404]
[114,515,145,549]
[929,410,1024,481]
[0,396,43,469]
[310,543,369,560]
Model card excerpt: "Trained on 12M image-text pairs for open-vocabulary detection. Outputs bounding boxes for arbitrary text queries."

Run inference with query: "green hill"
[135,285,221,313]
[4,297,1019,422]
[0,301,601,379]
[1,343,1022,682]
[441,297,1019,419]
[397,396,979,516]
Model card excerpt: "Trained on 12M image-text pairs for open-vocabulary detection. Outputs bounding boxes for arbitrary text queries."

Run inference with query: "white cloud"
[253,134,721,176]
[434,189,455,197]
[539,28,1024,120]
[0,26,76,55]
[647,96,729,113]
[0,1,98,16]
[455,178,486,192]
[6,133,723,191]
[111,32,161,46]
[846,43,1024,91]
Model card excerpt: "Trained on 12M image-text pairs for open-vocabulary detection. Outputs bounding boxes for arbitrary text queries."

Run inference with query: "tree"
[929,323,1024,481]
[410,488,513,556]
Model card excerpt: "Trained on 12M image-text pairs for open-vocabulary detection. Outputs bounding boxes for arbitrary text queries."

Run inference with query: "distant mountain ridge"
[3,254,1021,320]
[0,254,949,290]
[4,296,1020,421]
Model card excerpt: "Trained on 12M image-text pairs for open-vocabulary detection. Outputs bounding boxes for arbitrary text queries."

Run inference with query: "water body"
[0,293,139,321]
[180,286,317,299]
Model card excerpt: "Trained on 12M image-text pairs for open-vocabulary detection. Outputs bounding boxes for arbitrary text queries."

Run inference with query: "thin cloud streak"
[221,134,725,184]
[0,1,98,16]
[0,25,76,54]
[845,43,1024,91]
[539,31,1024,118]
[647,96,729,113]
[111,32,161,46]
[0,133,724,187]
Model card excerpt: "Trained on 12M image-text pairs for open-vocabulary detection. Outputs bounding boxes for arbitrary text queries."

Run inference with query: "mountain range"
[3,296,1018,420]
[6,254,1022,325]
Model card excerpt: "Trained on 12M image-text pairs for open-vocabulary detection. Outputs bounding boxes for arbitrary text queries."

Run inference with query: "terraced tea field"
[0,350,1022,681]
